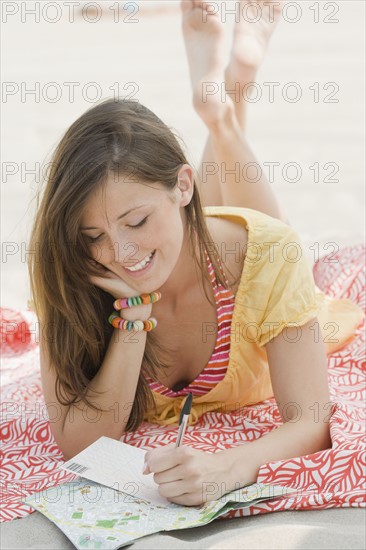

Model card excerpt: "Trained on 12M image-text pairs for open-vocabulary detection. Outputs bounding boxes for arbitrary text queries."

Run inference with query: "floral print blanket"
[1,245,365,522]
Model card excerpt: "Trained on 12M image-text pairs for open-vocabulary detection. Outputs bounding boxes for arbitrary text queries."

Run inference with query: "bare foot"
[181,0,234,128]
[225,0,283,128]
[230,0,282,70]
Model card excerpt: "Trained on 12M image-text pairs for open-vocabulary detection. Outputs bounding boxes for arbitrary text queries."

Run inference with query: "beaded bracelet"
[113,291,161,311]
[108,311,158,332]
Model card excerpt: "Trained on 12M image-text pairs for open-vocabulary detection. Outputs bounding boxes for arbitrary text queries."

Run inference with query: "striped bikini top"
[145,247,236,397]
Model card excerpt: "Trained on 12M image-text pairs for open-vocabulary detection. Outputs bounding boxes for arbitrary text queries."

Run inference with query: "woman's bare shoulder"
[205,215,248,289]
[205,214,248,248]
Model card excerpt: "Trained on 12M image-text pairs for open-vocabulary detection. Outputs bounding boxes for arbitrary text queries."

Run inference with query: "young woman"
[28,1,363,506]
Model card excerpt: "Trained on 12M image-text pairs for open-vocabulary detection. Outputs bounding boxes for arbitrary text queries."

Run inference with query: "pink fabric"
[0,245,365,523]
[145,247,235,396]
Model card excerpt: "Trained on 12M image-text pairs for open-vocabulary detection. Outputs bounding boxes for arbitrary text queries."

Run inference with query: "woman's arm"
[142,318,333,506]
[41,303,152,461]
[224,317,333,488]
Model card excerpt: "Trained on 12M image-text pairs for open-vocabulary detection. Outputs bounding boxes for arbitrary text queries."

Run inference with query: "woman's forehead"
[80,180,167,226]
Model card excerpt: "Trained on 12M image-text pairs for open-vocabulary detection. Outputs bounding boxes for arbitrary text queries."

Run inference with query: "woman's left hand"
[142,443,234,506]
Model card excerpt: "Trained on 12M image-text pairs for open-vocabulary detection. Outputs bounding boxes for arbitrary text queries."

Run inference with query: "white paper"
[61,436,169,506]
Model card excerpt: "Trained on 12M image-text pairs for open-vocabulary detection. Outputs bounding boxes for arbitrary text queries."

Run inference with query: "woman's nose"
[106,239,141,266]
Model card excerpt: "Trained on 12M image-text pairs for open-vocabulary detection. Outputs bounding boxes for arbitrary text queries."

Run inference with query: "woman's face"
[80,174,191,289]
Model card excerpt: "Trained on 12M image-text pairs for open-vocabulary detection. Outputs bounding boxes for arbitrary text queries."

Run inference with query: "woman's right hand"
[87,260,155,321]
[87,259,139,299]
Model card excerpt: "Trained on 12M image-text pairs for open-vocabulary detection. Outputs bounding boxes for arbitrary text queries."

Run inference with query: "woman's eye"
[88,235,101,243]
[128,217,148,229]
[85,216,148,241]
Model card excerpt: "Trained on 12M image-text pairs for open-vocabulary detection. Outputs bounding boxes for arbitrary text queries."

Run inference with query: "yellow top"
[142,206,364,427]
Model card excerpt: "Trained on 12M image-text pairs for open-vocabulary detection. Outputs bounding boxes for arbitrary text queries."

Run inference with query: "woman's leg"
[181,0,289,223]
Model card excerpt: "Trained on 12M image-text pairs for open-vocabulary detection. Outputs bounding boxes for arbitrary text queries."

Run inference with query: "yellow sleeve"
[240,224,322,347]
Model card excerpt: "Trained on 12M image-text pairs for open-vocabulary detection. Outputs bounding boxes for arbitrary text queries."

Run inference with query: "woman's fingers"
[86,263,139,299]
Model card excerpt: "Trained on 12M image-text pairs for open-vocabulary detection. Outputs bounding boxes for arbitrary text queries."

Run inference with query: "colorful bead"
[149,317,157,329]
[108,313,158,332]
[108,313,115,323]
[113,298,129,310]
[140,293,150,305]
[141,317,158,331]
[113,291,162,310]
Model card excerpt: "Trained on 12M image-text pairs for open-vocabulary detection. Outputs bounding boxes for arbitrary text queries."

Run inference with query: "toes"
[195,0,212,12]
[180,0,193,15]
[181,0,219,17]
[192,0,211,13]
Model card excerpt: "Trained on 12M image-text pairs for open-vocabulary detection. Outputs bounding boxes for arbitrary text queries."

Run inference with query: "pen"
[175,392,192,448]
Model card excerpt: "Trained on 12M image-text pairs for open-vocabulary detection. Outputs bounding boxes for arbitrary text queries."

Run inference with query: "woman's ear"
[177,164,195,207]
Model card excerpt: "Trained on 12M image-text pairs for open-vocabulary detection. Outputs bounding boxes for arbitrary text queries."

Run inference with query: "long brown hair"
[28,97,239,432]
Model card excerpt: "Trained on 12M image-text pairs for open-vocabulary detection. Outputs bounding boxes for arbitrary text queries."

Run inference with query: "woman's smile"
[123,249,157,277]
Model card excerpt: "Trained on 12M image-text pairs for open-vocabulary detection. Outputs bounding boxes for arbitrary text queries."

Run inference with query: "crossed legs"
[181,0,289,223]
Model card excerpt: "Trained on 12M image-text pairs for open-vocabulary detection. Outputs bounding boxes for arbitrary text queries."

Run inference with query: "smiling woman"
[28,96,238,456]
[77,173,193,286]
[26,0,364,508]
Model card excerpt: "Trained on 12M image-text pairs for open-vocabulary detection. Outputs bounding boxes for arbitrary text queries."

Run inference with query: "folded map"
[23,436,298,549]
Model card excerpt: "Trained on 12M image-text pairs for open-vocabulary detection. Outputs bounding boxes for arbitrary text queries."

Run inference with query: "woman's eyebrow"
[80,204,147,230]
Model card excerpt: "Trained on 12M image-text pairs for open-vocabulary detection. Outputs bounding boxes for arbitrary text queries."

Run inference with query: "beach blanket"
[1,245,365,523]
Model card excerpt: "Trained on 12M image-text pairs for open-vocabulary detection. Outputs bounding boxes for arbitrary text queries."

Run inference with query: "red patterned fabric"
[1,245,365,522]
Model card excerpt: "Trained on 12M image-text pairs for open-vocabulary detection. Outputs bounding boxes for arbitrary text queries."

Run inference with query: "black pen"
[175,392,192,448]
